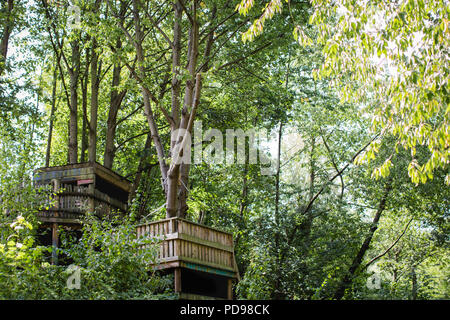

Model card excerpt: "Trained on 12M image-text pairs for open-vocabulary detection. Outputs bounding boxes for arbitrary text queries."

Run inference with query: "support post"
[227,278,233,300]
[51,223,59,265]
[174,268,182,293]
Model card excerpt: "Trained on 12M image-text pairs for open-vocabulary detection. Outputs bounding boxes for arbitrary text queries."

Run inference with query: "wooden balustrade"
[36,182,127,224]
[136,218,237,276]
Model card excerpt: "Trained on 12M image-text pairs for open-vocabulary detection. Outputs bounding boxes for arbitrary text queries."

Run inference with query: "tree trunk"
[80,49,89,163]
[0,0,14,76]
[272,120,284,300]
[176,3,216,218]
[296,135,316,246]
[89,38,100,163]
[80,84,88,162]
[165,0,183,218]
[129,133,152,206]
[175,1,202,218]
[68,41,80,164]
[333,181,392,300]
[45,53,60,167]
[103,1,127,169]
[131,0,168,193]
[103,49,124,168]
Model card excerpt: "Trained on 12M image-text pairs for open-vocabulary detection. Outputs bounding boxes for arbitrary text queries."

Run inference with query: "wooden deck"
[136,218,238,278]
[34,162,131,225]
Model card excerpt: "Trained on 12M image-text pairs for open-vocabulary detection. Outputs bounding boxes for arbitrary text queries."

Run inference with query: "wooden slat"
[164,239,168,258]
[174,239,178,257]
[137,217,238,275]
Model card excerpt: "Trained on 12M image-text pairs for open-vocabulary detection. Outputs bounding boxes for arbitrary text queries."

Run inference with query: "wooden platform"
[33,162,132,265]
[136,218,237,275]
[136,218,239,299]
[34,162,131,224]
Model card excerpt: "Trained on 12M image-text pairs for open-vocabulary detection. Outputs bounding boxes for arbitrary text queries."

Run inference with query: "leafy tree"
[236,0,449,185]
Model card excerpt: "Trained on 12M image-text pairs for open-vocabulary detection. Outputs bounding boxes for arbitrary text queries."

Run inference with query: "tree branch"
[320,130,345,200]
[363,218,414,270]
[139,0,174,48]
[288,133,380,245]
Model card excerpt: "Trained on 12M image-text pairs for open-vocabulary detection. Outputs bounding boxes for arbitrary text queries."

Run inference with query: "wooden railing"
[136,218,236,273]
[36,182,127,223]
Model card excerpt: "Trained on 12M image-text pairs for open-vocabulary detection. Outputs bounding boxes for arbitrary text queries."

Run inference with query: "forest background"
[0,0,448,300]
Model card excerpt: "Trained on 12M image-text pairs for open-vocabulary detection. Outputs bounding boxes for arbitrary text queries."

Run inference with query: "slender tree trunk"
[80,82,88,162]
[80,49,89,163]
[235,133,249,249]
[45,54,60,167]
[309,136,315,201]
[104,1,127,169]
[175,1,203,218]
[103,49,124,168]
[333,181,392,300]
[170,0,182,137]
[131,0,168,193]
[167,72,201,218]
[411,267,417,300]
[275,122,283,228]
[89,38,100,163]
[0,0,14,76]
[296,135,316,244]
[68,41,80,164]
[165,0,183,218]
[129,133,152,205]
[176,3,216,218]
[272,120,284,300]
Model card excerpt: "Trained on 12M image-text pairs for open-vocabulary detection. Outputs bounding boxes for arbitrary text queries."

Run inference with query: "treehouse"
[33,162,131,264]
[34,162,131,224]
[33,162,239,299]
[136,218,239,300]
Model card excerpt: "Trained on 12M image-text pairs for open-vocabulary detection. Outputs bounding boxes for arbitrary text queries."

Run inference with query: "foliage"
[309,0,449,185]
[0,212,174,300]
[352,213,449,300]
[59,213,175,300]
[237,0,449,185]
[0,0,447,301]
